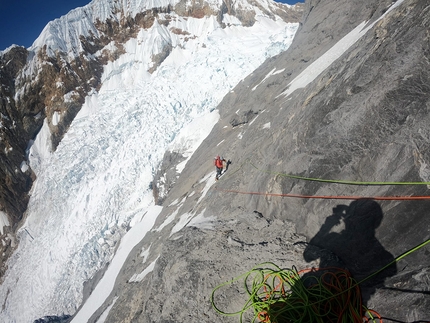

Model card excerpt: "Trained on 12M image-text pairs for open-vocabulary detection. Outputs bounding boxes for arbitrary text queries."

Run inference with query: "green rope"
[211,263,370,323]
[357,238,430,286]
[248,161,430,186]
[214,158,430,186]
[211,239,430,323]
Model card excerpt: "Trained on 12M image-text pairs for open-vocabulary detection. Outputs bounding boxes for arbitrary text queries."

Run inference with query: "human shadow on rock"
[303,199,397,306]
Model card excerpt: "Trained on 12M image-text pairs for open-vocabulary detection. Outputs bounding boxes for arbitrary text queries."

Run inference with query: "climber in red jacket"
[214,155,226,180]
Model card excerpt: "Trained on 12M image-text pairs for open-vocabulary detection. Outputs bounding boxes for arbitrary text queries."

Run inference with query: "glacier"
[0,3,298,322]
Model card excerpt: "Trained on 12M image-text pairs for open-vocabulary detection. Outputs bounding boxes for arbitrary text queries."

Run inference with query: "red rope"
[217,188,430,201]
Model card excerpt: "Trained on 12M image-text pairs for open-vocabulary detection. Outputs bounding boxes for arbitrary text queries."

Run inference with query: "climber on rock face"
[214,155,226,180]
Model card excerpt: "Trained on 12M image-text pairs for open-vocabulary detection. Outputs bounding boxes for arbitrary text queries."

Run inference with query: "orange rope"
[216,188,430,201]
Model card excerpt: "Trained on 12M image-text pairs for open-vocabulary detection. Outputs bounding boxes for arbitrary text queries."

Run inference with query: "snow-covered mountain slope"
[0,0,301,322]
[30,0,299,57]
[0,0,303,230]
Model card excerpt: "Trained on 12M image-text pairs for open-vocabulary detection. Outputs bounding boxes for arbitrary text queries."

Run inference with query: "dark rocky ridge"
[85,0,429,322]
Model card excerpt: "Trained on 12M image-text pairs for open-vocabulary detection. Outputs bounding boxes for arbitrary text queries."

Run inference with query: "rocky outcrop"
[86,0,429,322]
[0,46,32,225]
[152,150,186,205]
[0,47,33,278]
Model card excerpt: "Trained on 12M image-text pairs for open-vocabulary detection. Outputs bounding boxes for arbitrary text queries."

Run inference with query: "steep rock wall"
[93,0,430,322]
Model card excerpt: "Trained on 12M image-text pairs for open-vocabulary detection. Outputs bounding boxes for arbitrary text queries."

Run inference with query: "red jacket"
[214,157,224,168]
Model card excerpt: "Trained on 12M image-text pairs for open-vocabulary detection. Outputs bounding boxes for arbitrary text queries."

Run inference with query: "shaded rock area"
[33,315,72,323]
[0,46,32,225]
[152,150,186,205]
[85,0,430,322]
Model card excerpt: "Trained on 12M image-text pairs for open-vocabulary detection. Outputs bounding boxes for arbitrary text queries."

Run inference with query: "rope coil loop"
[211,263,382,323]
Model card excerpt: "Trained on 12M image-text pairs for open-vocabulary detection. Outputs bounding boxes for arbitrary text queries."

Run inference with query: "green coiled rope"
[211,263,374,323]
[211,239,430,323]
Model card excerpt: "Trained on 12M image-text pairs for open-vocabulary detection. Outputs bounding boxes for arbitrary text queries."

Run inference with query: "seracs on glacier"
[0,1,298,323]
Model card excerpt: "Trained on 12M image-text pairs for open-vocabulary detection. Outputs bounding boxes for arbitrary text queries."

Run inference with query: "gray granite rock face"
[79,0,430,322]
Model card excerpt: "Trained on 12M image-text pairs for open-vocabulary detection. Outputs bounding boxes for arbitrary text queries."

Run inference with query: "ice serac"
[0,0,303,230]
[0,0,302,321]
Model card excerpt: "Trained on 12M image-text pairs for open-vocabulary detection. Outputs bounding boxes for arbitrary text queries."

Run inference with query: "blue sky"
[0,0,91,50]
[0,0,301,51]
